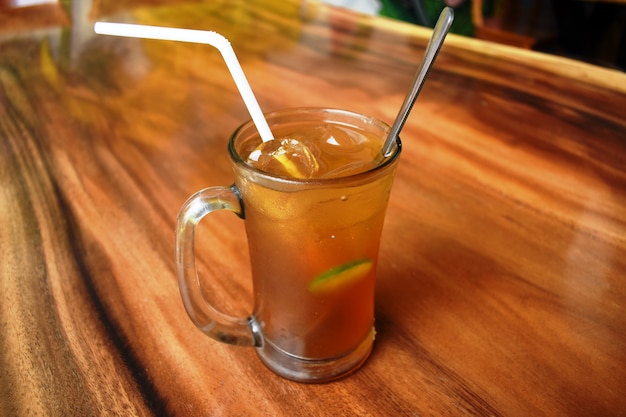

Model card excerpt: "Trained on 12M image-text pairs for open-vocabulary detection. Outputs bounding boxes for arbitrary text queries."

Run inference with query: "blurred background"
[321,0,626,71]
[1,0,625,71]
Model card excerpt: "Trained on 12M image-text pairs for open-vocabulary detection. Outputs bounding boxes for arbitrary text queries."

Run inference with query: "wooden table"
[1,1,625,415]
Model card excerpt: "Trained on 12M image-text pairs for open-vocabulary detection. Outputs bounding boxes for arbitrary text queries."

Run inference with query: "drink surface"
[234,117,397,362]
[244,121,387,179]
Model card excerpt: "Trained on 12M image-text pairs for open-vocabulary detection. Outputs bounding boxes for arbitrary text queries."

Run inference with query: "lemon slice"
[273,152,306,178]
[308,258,373,294]
[248,138,319,179]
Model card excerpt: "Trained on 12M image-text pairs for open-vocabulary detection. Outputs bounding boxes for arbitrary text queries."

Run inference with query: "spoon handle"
[382,7,454,156]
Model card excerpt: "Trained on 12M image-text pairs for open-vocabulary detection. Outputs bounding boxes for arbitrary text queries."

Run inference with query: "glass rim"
[228,107,402,186]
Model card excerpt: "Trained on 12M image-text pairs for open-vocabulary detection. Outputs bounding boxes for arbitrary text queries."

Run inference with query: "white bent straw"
[94,22,274,142]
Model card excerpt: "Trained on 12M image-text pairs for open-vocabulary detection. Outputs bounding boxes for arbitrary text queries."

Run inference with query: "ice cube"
[248,138,320,179]
[317,125,379,178]
[320,125,367,149]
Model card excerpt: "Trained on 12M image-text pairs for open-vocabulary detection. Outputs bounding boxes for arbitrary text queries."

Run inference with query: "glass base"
[255,327,375,383]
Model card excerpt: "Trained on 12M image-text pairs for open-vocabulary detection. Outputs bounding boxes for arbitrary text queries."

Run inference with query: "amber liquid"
[234,120,397,361]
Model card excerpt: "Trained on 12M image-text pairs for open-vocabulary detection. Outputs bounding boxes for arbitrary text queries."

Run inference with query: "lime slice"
[308,258,373,294]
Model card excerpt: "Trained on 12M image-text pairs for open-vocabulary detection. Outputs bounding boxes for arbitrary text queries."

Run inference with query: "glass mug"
[175,108,401,383]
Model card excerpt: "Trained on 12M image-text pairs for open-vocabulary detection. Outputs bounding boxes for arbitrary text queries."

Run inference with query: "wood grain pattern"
[1,0,625,415]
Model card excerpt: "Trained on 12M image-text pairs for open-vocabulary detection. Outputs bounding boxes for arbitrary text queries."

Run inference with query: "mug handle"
[175,185,261,347]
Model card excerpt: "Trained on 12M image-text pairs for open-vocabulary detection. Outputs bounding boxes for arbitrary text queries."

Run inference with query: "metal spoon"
[381,7,454,157]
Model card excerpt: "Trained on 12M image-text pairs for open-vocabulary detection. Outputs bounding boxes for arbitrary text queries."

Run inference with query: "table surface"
[1,1,626,416]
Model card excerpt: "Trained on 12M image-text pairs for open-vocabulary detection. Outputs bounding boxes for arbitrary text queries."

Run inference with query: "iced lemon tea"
[232,108,400,378]
[176,108,400,382]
